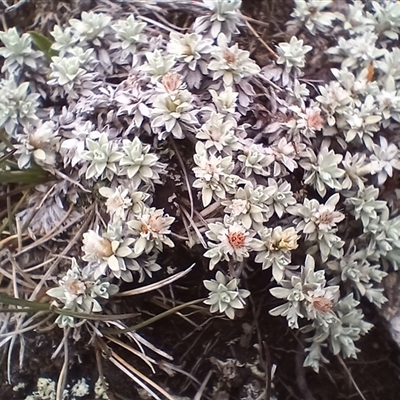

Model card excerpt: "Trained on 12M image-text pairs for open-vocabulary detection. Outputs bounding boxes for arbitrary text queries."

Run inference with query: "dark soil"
[4,267,400,400]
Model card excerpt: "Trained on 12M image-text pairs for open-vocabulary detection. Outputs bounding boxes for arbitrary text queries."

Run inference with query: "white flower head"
[193,0,243,40]
[193,141,238,206]
[341,151,378,191]
[119,137,162,188]
[370,136,400,186]
[196,111,241,154]
[112,15,147,52]
[142,50,175,84]
[291,0,338,35]
[316,81,352,126]
[313,193,345,232]
[0,78,40,136]
[82,133,123,181]
[208,33,261,86]
[264,178,297,218]
[288,194,344,236]
[127,189,152,215]
[60,121,100,168]
[204,217,258,270]
[69,11,112,44]
[15,121,59,170]
[254,226,299,282]
[286,104,324,140]
[265,137,302,177]
[49,56,87,89]
[0,27,42,74]
[82,230,114,261]
[167,32,213,70]
[82,225,139,282]
[371,1,400,40]
[204,0,242,16]
[343,1,375,34]
[209,87,238,115]
[341,95,381,150]
[376,48,400,80]
[115,74,151,129]
[68,47,96,66]
[127,207,175,256]
[222,183,270,229]
[344,186,388,231]
[328,32,386,70]
[288,195,345,262]
[300,145,345,197]
[150,87,198,140]
[99,186,132,219]
[238,145,270,178]
[50,25,78,55]
[277,36,312,73]
[166,33,213,88]
[268,255,339,329]
[288,79,310,101]
[47,258,119,327]
[305,285,339,320]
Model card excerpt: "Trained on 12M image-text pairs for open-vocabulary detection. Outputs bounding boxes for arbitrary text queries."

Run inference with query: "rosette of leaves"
[203,270,250,319]
[46,258,119,327]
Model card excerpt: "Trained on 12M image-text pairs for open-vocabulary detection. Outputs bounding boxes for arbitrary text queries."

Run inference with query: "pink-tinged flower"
[99,186,132,219]
[313,193,345,232]
[208,33,260,86]
[204,217,259,270]
[127,207,175,255]
[305,286,339,320]
[46,258,119,327]
[288,193,344,235]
